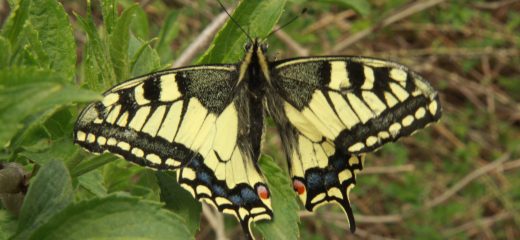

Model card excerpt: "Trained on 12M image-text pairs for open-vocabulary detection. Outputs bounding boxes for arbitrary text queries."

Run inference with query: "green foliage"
[28,194,191,240]
[198,0,287,64]
[255,155,300,239]
[0,67,99,148]
[156,172,201,235]
[14,160,73,239]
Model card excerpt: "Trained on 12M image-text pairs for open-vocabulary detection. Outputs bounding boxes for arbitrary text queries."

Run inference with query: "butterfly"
[74,35,441,239]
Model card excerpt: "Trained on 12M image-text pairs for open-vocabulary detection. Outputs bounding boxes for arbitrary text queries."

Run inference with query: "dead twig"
[299,211,402,223]
[442,211,512,237]
[425,154,510,209]
[202,203,228,240]
[362,164,415,175]
[371,47,520,59]
[172,11,229,67]
[274,28,309,57]
[329,0,449,53]
[472,0,520,10]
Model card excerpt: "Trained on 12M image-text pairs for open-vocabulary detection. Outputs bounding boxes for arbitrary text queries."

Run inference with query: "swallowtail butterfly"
[75,25,441,240]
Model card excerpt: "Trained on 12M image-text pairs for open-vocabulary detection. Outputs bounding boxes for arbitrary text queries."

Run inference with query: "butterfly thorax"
[238,38,269,161]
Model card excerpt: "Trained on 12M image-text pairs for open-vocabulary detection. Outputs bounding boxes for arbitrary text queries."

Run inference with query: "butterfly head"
[244,38,268,54]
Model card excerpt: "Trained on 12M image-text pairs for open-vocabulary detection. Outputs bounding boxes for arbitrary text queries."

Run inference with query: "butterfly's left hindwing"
[74,65,272,238]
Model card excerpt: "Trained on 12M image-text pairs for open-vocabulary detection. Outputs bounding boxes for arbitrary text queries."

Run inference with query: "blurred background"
[1,0,519,239]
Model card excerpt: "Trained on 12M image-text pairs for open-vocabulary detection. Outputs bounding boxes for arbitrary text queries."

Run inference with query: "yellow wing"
[74,65,272,239]
[267,56,441,232]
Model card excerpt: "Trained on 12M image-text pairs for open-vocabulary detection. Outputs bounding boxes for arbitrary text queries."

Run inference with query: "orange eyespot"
[293,179,306,195]
[257,185,270,200]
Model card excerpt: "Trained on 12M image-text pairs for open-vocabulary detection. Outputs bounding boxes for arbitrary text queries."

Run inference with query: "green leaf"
[155,11,181,64]
[129,35,161,77]
[70,154,118,178]
[317,0,371,16]
[129,6,149,41]
[1,0,30,45]
[198,0,287,64]
[255,155,300,239]
[28,194,193,240]
[18,22,50,68]
[77,169,108,197]
[15,160,73,239]
[156,171,201,235]
[76,13,116,91]
[0,67,100,147]
[0,36,11,68]
[109,5,139,82]
[0,210,17,240]
[100,0,117,33]
[28,0,76,81]
[18,138,79,166]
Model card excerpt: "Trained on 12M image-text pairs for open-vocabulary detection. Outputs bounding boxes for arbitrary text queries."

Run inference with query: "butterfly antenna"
[266,8,308,39]
[216,0,252,41]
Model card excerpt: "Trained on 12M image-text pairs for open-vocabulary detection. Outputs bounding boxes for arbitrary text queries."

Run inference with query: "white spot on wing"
[402,115,414,127]
[348,142,365,152]
[366,136,378,146]
[428,101,438,115]
[415,107,426,119]
[87,133,96,143]
[97,136,107,145]
[146,154,162,164]
[131,148,144,158]
[117,141,130,151]
[76,131,86,142]
[389,123,401,136]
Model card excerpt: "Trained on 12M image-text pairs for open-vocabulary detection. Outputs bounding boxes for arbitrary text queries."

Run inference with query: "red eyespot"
[257,185,270,200]
[293,179,306,195]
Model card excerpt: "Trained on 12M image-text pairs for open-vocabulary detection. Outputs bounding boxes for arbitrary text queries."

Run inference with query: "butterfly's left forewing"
[74,65,272,238]
[271,57,441,155]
